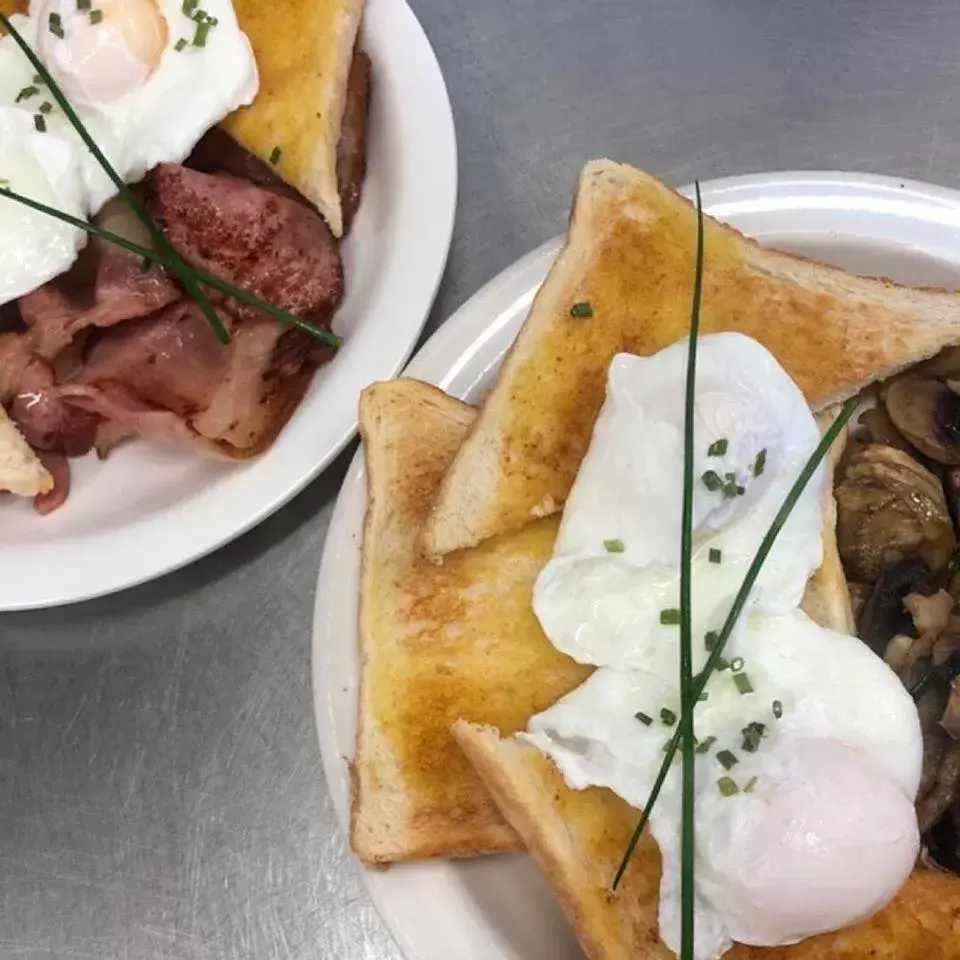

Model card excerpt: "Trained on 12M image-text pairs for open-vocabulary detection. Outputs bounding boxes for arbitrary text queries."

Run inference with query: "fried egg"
[0,0,257,304]
[525,334,923,960]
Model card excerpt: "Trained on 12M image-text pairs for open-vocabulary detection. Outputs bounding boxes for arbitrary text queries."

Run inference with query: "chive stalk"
[0,12,229,344]
[611,393,857,889]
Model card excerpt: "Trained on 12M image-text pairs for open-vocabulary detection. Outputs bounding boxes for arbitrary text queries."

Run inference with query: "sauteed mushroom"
[858,556,932,657]
[926,801,960,873]
[857,405,914,455]
[885,377,960,465]
[836,444,955,582]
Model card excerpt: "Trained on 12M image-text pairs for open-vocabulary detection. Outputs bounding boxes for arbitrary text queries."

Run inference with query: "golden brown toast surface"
[455,724,960,960]
[222,0,363,236]
[425,162,960,555]
[352,380,591,865]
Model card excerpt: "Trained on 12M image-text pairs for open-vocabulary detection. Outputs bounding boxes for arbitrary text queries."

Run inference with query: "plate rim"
[0,0,458,611]
[312,169,960,960]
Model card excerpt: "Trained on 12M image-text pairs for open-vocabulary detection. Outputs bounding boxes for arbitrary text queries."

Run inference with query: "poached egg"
[0,0,258,304]
[525,333,922,959]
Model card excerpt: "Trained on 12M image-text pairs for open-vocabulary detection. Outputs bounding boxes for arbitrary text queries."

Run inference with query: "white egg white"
[0,0,258,304]
[525,335,923,960]
[0,106,86,303]
[533,334,826,674]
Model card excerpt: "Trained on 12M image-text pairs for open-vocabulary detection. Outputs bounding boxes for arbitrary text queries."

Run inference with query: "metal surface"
[4,0,960,957]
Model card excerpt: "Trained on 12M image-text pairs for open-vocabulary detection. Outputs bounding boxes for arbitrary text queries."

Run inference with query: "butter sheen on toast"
[424,161,960,556]
[351,379,591,865]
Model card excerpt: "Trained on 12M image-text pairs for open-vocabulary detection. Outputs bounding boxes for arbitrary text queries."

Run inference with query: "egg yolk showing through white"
[525,334,922,960]
[0,0,258,305]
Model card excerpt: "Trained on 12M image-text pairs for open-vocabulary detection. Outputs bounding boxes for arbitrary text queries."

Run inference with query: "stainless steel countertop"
[5,1,960,957]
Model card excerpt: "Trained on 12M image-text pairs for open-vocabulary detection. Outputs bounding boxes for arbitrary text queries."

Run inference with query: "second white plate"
[313,171,960,960]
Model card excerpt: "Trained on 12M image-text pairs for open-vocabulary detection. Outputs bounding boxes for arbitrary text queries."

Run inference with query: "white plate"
[0,0,457,611]
[312,171,960,960]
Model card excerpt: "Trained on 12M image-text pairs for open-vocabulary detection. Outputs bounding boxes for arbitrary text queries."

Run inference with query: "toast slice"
[424,161,960,556]
[799,406,855,635]
[351,379,591,865]
[453,722,960,960]
[222,0,364,237]
[0,406,52,497]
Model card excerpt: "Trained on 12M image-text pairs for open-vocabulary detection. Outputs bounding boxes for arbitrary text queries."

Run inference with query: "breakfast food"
[220,0,365,238]
[0,404,51,496]
[522,335,922,957]
[453,722,960,960]
[423,161,960,558]
[0,0,370,514]
[350,162,960,959]
[0,0,258,301]
[352,379,590,864]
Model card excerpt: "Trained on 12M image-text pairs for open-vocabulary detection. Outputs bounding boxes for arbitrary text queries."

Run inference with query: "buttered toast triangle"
[222,0,363,237]
[424,161,960,556]
[453,723,960,960]
[351,379,591,865]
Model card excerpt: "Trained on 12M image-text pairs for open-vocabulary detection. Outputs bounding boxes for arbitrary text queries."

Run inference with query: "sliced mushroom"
[943,677,960,740]
[925,800,960,874]
[884,377,960,465]
[836,444,956,582]
[918,738,960,832]
[883,633,915,672]
[857,405,915,455]
[858,555,932,657]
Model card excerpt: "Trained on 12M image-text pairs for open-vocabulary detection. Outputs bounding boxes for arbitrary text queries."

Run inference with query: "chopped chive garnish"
[708,438,728,457]
[613,394,859,892]
[89,9,102,24]
[730,657,744,673]
[77,0,91,8]
[660,708,677,726]
[193,19,211,46]
[772,699,783,719]
[604,537,625,553]
[716,749,739,770]
[174,37,188,51]
[38,101,52,114]
[708,547,722,564]
[570,300,593,318]
[32,74,44,84]
[15,85,38,102]
[660,608,680,626]
[206,14,218,25]
[704,630,719,649]
[192,8,207,21]
[183,0,198,12]
[741,721,766,753]
[736,484,746,496]
[718,776,739,797]
[697,691,709,702]
[754,448,767,476]
[744,776,758,794]
[702,470,723,492]
[635,711,653,726]
[33,114,46,132]
[734,673,755,695]
[269,145,283,165]
[48,13,63,36]
[695,736,716,754]
[715,656,731,671]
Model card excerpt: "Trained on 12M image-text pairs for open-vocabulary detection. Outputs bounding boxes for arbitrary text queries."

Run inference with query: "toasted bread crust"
[425,162,960,556]
[352,379,590,865]
[455,722,960,960]
[222,0,364,237]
